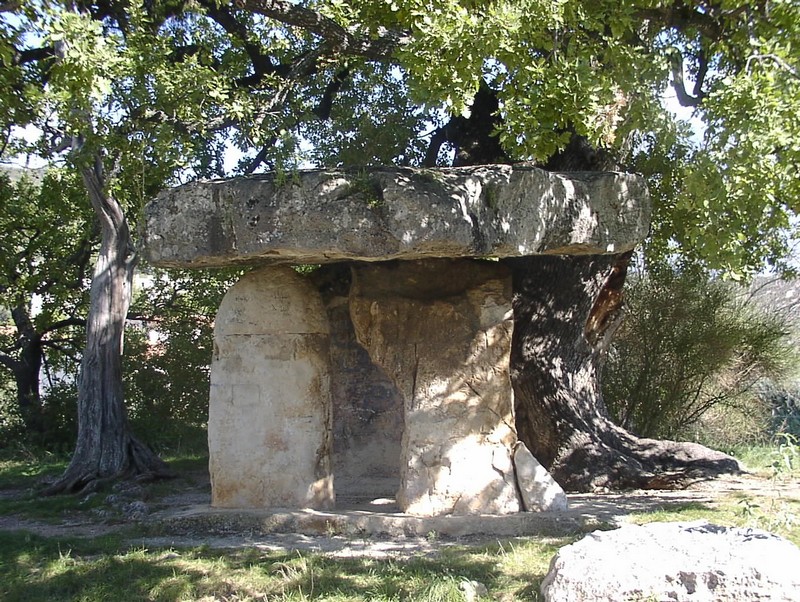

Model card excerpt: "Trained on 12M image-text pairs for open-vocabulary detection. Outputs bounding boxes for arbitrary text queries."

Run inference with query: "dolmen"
[142,165,649,515]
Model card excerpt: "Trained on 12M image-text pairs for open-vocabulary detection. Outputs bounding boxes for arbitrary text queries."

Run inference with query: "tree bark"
[507,254,741,492]
[7,305,45,435]
[43,161,171,495]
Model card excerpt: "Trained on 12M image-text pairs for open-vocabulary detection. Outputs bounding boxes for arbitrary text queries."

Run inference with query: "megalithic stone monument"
[142,165,650,516]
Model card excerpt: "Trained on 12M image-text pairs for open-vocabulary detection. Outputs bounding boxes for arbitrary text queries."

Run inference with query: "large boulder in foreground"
[541,521,800,601]
[142,165,649,268]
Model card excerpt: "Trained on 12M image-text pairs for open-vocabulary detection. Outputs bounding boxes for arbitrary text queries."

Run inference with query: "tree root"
[41,435,175,496]
[549,419,742,492]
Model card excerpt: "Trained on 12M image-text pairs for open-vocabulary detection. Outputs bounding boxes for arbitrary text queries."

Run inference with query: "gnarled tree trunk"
[507,254,740,492]
[43,161,170,495]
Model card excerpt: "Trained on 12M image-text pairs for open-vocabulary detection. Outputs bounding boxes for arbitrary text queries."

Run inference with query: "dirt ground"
[1,468,798,558]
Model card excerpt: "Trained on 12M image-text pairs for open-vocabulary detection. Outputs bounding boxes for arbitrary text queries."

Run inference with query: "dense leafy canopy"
[0,169,94,438]
[0,169,93,335]
[1,1,798,277]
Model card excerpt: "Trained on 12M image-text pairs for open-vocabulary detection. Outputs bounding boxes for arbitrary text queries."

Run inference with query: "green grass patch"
[161,453,209,477]
[0,452,210,521]
[0,456,68,491]
[730,445,790,476]
[727,435,800,479]
[0,456,92,520]
[1,444,798,601]
[628,494,800,547]
[0,490,107,521]
[0,531,572,602]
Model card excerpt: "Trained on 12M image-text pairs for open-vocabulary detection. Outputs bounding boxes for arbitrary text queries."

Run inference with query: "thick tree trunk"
[507,254,740,492]
[43,163,170,495]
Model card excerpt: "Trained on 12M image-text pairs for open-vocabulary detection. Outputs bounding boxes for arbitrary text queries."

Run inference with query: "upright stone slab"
[209,266,334,509]
[350,259,521,515]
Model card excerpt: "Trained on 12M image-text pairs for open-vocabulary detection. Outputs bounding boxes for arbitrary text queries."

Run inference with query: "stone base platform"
[150,506,582,540]
[143,485,736,544]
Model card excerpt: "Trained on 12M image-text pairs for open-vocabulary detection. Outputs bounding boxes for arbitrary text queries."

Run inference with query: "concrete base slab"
[151,507,583,540]
[147,495,623,540]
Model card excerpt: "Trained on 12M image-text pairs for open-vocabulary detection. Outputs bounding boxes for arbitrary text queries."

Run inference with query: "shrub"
[123,267,241,455]
[756,380,800,439]
[603,266,797,440]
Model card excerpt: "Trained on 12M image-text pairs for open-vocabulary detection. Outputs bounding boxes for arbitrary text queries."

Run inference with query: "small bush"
[692,400,772,450]
[0,382,27,451]
[603,266,797,440]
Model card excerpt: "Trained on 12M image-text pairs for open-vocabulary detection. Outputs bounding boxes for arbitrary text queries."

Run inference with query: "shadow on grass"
[0,457,68,491]
[0,530,559,602]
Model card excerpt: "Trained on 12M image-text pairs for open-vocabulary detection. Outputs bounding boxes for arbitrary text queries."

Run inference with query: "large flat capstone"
[142,165,649,267]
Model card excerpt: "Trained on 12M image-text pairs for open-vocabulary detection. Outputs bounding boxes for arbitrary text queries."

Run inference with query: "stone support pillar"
[350,259,522,515]
[209,266,334,509]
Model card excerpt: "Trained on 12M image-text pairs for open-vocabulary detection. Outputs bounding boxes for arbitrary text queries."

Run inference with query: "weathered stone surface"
[350,259,522,515]
[209,266,334,509]
[541,521,800,602]
[311,265,403,500]
[142,165,650,268]
[513,442,568,512]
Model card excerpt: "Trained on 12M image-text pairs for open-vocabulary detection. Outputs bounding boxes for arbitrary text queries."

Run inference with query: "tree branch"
[80,156,127,240]
[422,126,449,167]
[243,138,277,174]
[199,0,291,85]
[40,340,80,356]
[693,48,709,98]
[636,5,722,39]
[236,0,409,60]
[0,1,21,13]
[0,350,19,371]
[9,46,55,68]
[236,0,354,49]
[313,67,351,119]
[45,317,86,333]
[669,49,704,107]
[746,53,800,79]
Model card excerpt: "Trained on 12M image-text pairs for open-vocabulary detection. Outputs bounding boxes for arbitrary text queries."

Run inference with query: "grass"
[0,531,571,601]
[624,440,800,547]
[0,443,798,601]
[729,438,800,479]
[0,455,97,520]
[0,453,569,601]
[0,452,210,521]
[626,494,800,547]
[0,455,68,490]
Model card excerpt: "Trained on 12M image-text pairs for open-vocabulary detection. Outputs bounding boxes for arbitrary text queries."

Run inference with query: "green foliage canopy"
[0,168,95,446]
[2,1,799,277]
[0,169,93,333]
